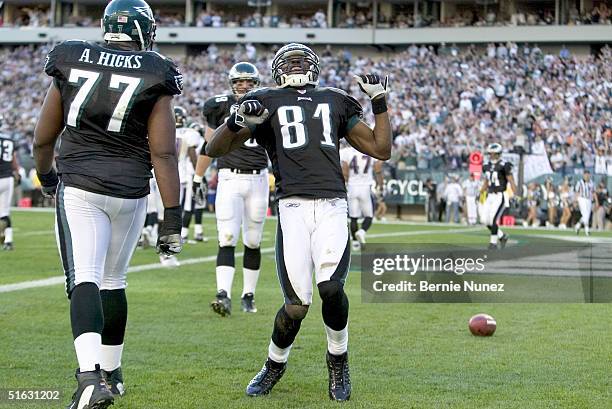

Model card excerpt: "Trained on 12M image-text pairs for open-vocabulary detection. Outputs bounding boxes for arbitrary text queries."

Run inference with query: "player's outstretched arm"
[346,74,392,160]
[33,83,64,197]
[149,96,182,255]
[206,124,252,157]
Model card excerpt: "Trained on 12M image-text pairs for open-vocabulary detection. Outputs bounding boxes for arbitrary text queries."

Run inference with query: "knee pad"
[218,230,238,247]
[285,304,309,320]
[243,245,261,270]
[217,246,235,267]
[243,227,263,249]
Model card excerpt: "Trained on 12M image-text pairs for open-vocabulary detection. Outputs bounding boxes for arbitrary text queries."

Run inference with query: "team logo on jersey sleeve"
[174,74,184,91]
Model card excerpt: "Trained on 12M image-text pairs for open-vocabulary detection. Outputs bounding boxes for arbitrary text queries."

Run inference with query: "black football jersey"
[0,133,15,178]
[202,93,268,171]
[242,86,363,199]
[483,160,512,193]
[44,40,183,198]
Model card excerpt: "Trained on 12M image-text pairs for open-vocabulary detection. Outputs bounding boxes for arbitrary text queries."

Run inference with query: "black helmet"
[228,62,260,96]
[271,43,320,87]
[102,0,156,51]
[174,106,187,128]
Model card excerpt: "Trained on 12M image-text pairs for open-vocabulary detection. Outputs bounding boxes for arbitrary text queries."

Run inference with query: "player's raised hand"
[227,100,269,132]
[37,169,59,199]
[354,74,388,100]
[156,206,183,256]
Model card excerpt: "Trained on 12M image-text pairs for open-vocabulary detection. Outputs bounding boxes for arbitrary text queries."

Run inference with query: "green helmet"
[101,0,156,51]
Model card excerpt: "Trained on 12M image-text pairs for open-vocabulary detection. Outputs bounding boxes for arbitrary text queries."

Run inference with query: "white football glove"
[354,74,388,100]
[234,100,269,129]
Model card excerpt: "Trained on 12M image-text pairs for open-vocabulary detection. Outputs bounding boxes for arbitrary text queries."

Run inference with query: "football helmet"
[271,43,320,88]
[102,0,156,51]
[229,62,260,97]
[486,143,502,161]
[174,106,187,128]
[189,122,204,136]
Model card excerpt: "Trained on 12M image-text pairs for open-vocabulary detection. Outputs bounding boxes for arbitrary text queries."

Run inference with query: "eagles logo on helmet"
[229,62,260,97]
[271,43,320,88]
[486,143,503,162]
[101,0,157,51]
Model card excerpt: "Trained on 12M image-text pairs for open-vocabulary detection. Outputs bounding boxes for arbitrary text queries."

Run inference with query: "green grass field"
[0,210,611,409]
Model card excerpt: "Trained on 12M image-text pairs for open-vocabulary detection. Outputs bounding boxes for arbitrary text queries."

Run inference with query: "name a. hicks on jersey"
[78,48,142,69]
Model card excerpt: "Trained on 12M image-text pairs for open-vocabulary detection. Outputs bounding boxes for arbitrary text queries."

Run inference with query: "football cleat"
[241,293,257,313]
[487,243,498,250]
[66,365,114,409]
[211,290,231,317]
[101,367,125,397]
[351,240,361,252]
[194,234,209,243]
[355,229,366,245]
[159,254,180,267]
[326,351,351,401]
[2,242,13,251]
[246,358,287,397]
[499,234,509,249]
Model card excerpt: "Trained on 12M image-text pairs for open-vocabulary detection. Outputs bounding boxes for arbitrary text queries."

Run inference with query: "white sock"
[268,340,292,363]
[242,268,260,296]
[100,344,123,372]
[4,227,13,243]
[181,227,189,239]
[325,324,348,355]
[497,229,504,238]
[74,332,102,372]
[216,265,235,299]
[194,224,203,235]
[490,235,498,245]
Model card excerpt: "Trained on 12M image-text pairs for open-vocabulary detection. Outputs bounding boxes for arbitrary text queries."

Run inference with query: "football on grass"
[469,313,497,336]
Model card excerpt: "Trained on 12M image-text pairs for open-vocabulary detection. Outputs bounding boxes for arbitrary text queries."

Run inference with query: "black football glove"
[37,169,59,199]
[192,175,208,207]
[354,74,389,100]
[227,100,269,132]
[156,206,183,256]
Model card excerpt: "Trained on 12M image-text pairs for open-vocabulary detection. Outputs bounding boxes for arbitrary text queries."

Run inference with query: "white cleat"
[160,255,180,267]
[355,229,367,246]
[351,240,361,252]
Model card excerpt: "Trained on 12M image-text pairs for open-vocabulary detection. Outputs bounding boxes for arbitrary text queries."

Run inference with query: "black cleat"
[211,290,231,317]
[101,367,125,397]
[2,242,13,251]
[327,351,351,401]
[241,293,257,313]
[66,365,114,409]
[487,243,498,250]
[499,234,509,249]
[246,358,287,397]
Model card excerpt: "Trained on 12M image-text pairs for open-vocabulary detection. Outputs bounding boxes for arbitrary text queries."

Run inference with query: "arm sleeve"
[504,161,513,176]
[162,60,183,96]
[44,43,66,82]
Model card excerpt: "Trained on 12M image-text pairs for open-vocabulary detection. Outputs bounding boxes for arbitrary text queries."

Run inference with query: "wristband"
[371,96,388,115]
[37,169,59,187]
[193,174,203,184]
[226,112,243,133]
[161,206,183,235]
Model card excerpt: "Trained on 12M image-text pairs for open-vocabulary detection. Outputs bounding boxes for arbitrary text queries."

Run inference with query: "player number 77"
[67,68,142,132]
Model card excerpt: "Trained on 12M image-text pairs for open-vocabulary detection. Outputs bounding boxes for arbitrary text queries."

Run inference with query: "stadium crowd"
[0,41,610,228]
[2,3,610,28]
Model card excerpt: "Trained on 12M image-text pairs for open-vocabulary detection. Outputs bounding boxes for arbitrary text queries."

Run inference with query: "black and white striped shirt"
[574,179,594,199]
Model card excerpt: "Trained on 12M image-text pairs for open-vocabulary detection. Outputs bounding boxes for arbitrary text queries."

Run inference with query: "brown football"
[469,313,497,336]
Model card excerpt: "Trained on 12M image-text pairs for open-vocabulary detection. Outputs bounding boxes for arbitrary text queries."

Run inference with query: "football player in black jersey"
[33,0,182,407]
[207,43,392,401]
[480,143,517,249]
[0,122,20,251]
[193,62,269,316]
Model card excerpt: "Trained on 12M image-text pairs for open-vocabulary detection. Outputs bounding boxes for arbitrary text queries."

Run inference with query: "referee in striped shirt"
[574,170,594,236]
